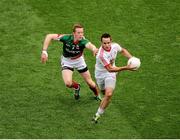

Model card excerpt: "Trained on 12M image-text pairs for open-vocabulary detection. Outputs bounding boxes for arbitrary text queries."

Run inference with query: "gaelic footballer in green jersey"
[41,23,101,101]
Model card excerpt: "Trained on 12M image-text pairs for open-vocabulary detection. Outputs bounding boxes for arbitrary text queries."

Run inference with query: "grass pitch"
[0,0,179,138]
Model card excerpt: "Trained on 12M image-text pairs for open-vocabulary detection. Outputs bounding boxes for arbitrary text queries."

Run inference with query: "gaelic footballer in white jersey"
[92,33,137,123]
[95,43,122,89]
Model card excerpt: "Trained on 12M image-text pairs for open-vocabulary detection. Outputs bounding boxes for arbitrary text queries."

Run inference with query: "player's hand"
[127,64,137,71]
[93,48,98,56]
[41,51,48,63]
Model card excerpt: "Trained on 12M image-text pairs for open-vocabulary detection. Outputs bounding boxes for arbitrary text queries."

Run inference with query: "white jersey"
[95,43,122,78]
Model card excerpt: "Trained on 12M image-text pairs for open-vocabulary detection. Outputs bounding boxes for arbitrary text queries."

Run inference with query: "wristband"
[42,50,48,57]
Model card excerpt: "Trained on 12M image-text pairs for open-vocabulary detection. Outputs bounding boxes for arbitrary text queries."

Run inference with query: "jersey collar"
[71,35,79,45]
[102,46,111,52]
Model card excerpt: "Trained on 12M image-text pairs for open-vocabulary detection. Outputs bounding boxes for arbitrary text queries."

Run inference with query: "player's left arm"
[85,42,98,56]
[120,48,137,71]
[121,48,133,59]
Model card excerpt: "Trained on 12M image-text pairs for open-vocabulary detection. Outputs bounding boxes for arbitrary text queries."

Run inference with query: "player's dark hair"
[101,33,112,41]
[73,23,83,32]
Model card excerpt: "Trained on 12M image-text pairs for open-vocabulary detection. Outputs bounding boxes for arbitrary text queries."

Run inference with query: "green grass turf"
[0,0,179,138]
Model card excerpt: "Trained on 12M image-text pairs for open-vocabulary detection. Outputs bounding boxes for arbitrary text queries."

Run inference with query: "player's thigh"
[80,70,91,80]
[62,69,73,85]
[96,78,105,91]
[105,77,116,93]
[105,87,114,97]
[80,70,95,85]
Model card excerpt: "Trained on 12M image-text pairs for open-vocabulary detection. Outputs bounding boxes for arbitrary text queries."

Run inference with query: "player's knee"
[105,92,113,98]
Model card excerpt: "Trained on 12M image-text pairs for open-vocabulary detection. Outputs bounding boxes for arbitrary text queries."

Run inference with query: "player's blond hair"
[73,23,83,32]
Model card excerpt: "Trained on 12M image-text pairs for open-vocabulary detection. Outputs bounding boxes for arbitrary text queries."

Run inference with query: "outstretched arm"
[41,34,60,63]
[85,42,98,56]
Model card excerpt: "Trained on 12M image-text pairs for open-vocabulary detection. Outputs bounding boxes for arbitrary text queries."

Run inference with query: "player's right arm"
[41,34,64,63]
[99,50,134,72]
[105,64,134,72]
[85,42,98,56]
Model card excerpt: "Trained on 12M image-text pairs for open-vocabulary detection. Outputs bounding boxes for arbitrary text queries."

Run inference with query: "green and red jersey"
[57,34,89,58]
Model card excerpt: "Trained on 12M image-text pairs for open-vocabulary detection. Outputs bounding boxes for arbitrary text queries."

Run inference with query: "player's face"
[101,37,111,51]
[73,28,84,41]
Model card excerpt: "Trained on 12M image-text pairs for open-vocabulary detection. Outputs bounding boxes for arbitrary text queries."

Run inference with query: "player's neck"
[73,37,79,44]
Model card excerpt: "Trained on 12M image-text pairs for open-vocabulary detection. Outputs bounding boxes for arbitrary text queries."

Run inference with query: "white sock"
[96,107,104,116]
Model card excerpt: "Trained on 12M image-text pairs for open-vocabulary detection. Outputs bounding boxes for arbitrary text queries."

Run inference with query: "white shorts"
[96,76,116,90]
[60,56,88,72]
